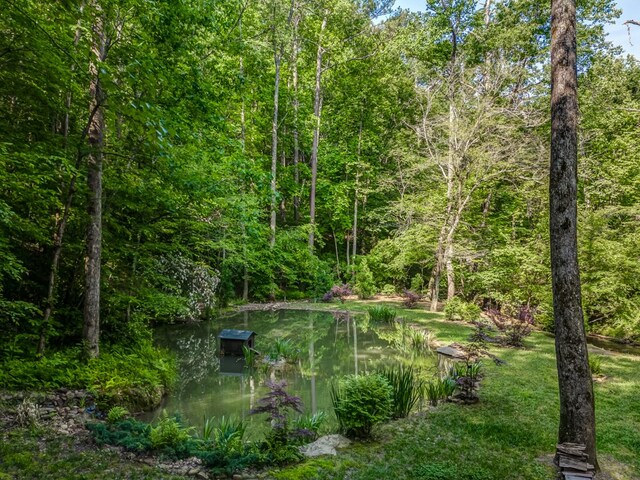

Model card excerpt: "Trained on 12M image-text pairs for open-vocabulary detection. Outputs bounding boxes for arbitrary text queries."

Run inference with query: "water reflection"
[147,309,434,435]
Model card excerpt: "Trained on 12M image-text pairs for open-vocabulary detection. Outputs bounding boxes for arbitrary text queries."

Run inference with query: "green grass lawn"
[272,300,640,480]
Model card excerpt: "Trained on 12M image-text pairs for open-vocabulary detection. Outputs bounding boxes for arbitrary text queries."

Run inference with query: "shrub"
[16,399,41,428]
[325,284,352,303]
[353,259,376,299]
[251,381,306,464]
[149,411,195,452]
[380,284,396,296]
[444,297,481,322]
[331,374,393,438]
[402,289,421,308]
[410,273,424,293]
[88,418,153,453]
[486,308,532,347]
[106,406,129,424]
[449,360,482,402]
[377,365,423,418]
[367,305,397,323]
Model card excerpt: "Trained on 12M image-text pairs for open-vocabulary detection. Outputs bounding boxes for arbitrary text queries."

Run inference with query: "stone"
[298,434,351,457]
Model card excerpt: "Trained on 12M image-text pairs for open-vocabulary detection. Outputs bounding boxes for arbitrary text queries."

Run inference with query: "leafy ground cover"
[1,300,638,479]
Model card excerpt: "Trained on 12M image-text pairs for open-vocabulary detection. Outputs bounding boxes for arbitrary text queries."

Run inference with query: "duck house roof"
[218,329,256,341]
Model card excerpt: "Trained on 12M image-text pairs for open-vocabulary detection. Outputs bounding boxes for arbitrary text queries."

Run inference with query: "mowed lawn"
[271,301,640,480]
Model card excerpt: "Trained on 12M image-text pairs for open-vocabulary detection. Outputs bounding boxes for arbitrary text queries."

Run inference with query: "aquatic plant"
[242,345,257,368]
[267,338,300,363]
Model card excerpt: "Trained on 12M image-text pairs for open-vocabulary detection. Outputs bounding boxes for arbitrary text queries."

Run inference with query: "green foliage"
[589,355,603,376]
[149,411,195,452]
[415,462,492,480]
[242,345,257,368]
[367,305,397,323]
[0,344,175,410]
[444,298,482,322]
[376,321,434,356]
[410,273,425,294]
[380,284,397,296]
[424,377,457,407]
[201,416,246,455]
[331,374,393,438]
[267,338,300,363]
[376,365,423,418]
[292,411,327,440]
[87,419,153,453]
[353,259,376,300]
[106,406,129,424]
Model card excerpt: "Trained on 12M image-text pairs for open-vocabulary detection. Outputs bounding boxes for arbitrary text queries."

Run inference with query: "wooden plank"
[559,458,589,471]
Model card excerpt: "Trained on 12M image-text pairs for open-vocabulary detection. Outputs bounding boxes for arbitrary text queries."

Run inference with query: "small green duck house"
[218,329,256,356]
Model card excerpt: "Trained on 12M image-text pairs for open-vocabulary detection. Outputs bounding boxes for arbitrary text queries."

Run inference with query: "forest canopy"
[1,0,638,360]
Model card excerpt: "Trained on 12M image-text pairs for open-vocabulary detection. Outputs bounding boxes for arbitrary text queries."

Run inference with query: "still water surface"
[146,309,433,436]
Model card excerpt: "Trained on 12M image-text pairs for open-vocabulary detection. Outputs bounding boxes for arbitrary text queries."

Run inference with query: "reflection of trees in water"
[174,333,220,390]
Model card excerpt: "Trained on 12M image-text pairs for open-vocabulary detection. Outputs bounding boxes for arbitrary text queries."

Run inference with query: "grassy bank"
[271,300,640,480]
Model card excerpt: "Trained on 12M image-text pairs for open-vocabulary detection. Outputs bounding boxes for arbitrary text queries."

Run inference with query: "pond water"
[145,309,435,437]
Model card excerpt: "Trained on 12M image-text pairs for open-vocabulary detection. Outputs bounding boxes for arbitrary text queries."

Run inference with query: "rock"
[188,468,200,475]
[196,473,209,479]
[298,434,351,457]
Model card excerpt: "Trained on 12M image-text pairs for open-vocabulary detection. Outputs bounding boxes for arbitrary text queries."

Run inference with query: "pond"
[145,309,436,437]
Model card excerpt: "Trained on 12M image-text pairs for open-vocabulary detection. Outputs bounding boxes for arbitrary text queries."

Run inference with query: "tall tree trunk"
[83,4,106,358]
[308,14,327,250]
[351,117,363,266]
[550,0,597,469]
[270,2,282,248]
[430,10,458,311]
[291,1,301,224]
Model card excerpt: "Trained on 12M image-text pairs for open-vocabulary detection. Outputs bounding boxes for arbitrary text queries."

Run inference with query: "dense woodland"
[1,0,638,361]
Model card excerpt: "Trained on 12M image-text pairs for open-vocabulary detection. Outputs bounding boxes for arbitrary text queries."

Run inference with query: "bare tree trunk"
[83,3,107,358]
[430,11,458,311]
[550,0,597,469]
[445,242,455,300]
[308,14,327,250]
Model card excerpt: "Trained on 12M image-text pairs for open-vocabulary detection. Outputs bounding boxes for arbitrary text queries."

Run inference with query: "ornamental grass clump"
[331,374,393,438]
[367,305,398,323]
[377,365,423,418]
